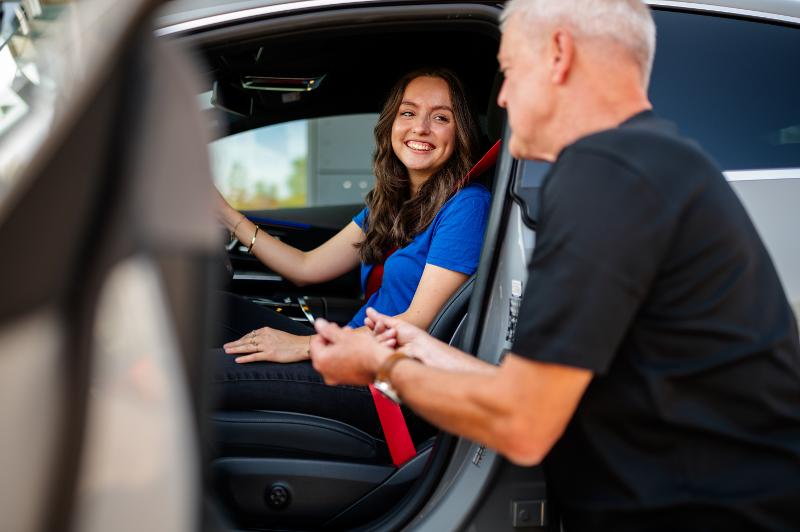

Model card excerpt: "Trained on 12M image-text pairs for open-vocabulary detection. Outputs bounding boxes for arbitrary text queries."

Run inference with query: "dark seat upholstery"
[428,274,474,344]
[213,410,389,462]
[212,275,475,464]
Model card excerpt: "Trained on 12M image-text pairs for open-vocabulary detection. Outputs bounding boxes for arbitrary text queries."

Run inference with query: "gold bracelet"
[247,226,260,254]
[230,216,247,241]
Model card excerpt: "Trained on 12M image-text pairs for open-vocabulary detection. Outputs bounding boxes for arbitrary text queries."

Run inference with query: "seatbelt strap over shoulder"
[460,139,501,187]
[364,139,502,467]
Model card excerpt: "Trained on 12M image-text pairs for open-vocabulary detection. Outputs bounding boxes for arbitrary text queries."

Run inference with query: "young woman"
[213,68,491,438]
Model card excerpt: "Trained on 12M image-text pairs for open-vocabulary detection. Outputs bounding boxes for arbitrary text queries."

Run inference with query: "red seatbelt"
[364,247,396,307]
[365,139,502,467]
[367,385,416,466]
[460,139,501,188]
[365,247,416,466]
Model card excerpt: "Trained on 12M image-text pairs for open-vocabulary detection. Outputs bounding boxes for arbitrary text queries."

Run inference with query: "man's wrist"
[373,351,421,404]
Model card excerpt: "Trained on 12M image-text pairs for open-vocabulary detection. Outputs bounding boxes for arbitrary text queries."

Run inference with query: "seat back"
[428,274,475,342]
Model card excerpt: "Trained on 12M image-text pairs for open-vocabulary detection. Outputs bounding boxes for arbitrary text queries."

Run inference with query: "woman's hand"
[224,327,312,364]
[213,186,244,231]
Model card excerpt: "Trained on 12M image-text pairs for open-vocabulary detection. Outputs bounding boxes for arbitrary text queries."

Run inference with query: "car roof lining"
[177,4,501,140]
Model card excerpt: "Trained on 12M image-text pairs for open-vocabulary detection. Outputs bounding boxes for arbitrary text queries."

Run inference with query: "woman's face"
[391,76,457,184]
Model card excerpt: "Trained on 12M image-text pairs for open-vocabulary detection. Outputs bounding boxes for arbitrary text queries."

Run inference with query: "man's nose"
[497,78,508,109]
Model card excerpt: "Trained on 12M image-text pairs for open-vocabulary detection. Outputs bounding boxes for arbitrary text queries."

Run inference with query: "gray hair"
[501,0,656,84]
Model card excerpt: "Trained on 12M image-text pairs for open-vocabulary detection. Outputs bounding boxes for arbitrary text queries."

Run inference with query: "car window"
[650,10,800,171]
[210,113,378,210]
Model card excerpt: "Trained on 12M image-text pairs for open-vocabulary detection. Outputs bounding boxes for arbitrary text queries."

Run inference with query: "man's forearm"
[311,318,591,465]
[389,359,513,451]
[386,354,593,466]
[424,341,497,374]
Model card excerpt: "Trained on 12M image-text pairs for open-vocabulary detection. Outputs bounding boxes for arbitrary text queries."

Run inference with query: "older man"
[311,0,800,529]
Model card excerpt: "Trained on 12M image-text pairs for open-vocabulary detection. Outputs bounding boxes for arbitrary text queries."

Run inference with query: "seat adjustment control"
[266,483,291,510]
[512,499,547,528]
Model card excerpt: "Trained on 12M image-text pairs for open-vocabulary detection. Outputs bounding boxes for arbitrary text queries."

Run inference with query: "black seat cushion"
[212,410,390,463]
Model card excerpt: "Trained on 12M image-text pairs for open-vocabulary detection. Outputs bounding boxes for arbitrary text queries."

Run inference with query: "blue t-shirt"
[348,183,491,327]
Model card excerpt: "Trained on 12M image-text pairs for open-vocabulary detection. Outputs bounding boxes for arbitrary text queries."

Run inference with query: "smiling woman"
[360,68,478,264]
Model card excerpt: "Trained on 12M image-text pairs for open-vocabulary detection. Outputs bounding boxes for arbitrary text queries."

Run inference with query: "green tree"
[284,156,307,207]
[227,161,249,208]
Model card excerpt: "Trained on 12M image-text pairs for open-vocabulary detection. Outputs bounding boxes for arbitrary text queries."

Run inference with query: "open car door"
[0,1,217,531]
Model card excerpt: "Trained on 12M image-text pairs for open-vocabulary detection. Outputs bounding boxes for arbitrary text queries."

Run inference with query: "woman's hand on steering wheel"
[224,326,312,364]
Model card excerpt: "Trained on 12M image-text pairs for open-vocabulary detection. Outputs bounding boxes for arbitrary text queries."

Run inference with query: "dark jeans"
[211,292,435,442]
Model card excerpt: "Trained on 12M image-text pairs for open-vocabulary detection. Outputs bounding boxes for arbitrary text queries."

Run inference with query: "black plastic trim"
[168,3,501,47]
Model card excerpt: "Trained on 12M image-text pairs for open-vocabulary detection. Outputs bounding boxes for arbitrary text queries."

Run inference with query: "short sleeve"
[426,187,490,275]
[511,147,675,374]
[352,207,368,230]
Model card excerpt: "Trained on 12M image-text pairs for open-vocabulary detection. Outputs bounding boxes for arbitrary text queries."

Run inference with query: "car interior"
[183,7,506,531]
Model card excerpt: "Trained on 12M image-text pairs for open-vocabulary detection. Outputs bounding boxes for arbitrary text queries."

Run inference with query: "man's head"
[497,0,656,160]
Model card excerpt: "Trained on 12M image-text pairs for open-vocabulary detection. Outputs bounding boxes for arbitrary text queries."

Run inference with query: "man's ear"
[549,28,575,84]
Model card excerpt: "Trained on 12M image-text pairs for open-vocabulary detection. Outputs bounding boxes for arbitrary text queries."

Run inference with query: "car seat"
[209,274,476,529]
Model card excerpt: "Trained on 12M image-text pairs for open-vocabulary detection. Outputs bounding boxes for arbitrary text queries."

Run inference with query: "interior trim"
[156,0,381,36]
[233,271,282,281]
[725,168,800,182]
[157,0,800,39]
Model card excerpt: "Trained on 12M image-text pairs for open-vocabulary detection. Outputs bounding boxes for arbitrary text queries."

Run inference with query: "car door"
[647,5,800,319]
[0,1,215,531]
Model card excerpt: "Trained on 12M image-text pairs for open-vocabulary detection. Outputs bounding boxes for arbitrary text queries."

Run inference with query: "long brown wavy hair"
[357,68,480,264]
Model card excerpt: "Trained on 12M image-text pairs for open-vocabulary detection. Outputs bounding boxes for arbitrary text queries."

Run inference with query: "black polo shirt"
[511,111,800,530]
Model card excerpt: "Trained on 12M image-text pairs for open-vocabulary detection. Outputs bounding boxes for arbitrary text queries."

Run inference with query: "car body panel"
[728,175,800,317]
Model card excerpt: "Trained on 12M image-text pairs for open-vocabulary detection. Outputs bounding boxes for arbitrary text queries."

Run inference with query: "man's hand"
[311,318,394,385]
[365,307,427,347]
[365,308,441,361]
[365,307,481,372]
